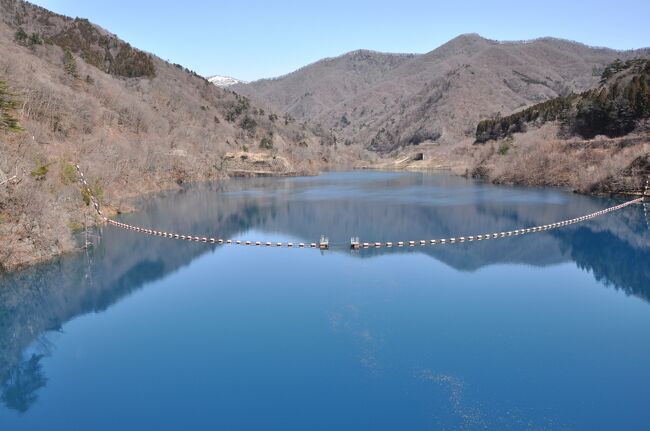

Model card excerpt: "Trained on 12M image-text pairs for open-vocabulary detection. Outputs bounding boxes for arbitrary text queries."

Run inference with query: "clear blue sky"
[31,0,650,82]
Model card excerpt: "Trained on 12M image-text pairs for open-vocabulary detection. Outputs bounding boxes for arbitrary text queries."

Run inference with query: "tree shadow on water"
[1,354,47,413]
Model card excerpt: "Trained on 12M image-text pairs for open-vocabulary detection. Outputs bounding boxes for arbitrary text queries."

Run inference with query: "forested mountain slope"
[236,34,648,152]
[0,0,359,271]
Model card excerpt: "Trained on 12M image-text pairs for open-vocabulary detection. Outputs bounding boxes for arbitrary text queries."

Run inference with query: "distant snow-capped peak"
[207,75,245,87]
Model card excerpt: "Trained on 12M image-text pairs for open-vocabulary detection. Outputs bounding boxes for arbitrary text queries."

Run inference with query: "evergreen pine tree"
[14,27,27,44]
[0,80,22,132]
[63,49,79,78]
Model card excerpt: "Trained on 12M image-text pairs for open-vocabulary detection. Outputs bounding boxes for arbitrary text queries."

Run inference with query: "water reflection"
[1,354,47,413]
[0,171,648,414]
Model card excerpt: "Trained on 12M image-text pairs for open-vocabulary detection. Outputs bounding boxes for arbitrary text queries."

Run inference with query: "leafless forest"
[0,0,648,271]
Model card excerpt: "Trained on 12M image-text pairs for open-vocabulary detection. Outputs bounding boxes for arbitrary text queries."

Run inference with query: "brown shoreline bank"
[3,162,647,275]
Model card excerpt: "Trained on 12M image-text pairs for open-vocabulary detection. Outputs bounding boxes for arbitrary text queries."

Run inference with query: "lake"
[1,171,649,430]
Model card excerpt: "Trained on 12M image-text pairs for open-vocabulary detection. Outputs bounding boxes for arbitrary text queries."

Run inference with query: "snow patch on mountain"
[207,75,245,87]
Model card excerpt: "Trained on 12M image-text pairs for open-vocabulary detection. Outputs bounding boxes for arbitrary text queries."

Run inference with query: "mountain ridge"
[1,1,649,273]
[0,0,357,271]
[234,33,649,152]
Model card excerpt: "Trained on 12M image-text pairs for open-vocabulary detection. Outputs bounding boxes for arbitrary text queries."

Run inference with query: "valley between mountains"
[0,0,648,271]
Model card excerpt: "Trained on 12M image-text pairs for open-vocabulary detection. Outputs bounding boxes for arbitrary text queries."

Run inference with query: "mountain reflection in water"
[0,171,648,427]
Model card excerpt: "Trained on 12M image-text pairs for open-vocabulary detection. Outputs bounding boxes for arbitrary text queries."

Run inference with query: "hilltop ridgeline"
[234,34,649,152]
[475,59,650,143]
[0,0,362,271]
[467,58,650,194]
[1,0,649,273]
[4,0,155,78]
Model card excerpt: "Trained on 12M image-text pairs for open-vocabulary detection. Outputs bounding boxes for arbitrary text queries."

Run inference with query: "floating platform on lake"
[319,235,329,250]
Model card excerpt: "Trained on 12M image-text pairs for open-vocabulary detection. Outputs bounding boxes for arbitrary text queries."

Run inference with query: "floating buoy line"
[75,165,648,251]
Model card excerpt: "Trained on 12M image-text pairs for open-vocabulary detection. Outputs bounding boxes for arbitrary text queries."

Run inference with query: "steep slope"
[233,49,416,124]
[469,58,650,193]
[0,0,354,271]
[475,58,650,142]
[236,34,648,152]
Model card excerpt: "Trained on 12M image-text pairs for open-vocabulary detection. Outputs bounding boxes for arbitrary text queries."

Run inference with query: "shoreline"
[0,166,309,274]
[3,167,646,275]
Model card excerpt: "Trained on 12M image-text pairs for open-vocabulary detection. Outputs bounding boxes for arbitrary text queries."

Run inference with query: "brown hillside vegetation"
[475,59,650,142]
[1,0,649,272]
[470,59,650,194]
[468,123,650,192]
[0,0,365,271]
[235,34,649,152]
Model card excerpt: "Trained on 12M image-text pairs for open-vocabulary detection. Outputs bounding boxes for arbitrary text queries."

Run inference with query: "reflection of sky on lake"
[1,172,648,430]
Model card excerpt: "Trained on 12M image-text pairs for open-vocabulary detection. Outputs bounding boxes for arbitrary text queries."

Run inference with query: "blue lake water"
[1,171,649,430]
